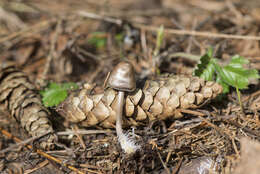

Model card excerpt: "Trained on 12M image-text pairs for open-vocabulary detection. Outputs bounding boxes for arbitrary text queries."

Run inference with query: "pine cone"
[0,65,56,149]
[58,74,222,128]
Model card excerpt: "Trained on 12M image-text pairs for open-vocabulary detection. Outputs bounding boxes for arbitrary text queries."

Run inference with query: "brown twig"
[77,11,122,25]
[0,19,56,44]
[71,125,86,150]
[24,160,49,174]
[57,129,114,136]
[0,7,27,31]
[167,52,201,61]
[37,19,62,86]
[171,158,183,174]
[179,109,207,117]
[0,131,53,154]
[223,119,260,139]
[231,137,240,157]
[75,10,260,41]
[157,150,171,174]
[196,115,233,141]
[0,128,92,174]
[133,23,260,41]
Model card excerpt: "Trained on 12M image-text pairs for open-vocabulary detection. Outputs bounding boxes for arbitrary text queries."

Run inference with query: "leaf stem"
[235,86,244,113]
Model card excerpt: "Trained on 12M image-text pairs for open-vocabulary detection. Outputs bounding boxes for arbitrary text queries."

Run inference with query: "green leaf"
[194,48,215,81]
[115,33,123,43]
[216,75,229,93]
[40,82,78,107]
[194,48,259,94]
[88,32,107,49]
[228,55,249,67]
[214,55,259,89]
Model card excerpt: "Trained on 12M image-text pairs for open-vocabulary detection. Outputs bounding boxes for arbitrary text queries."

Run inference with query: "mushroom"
[107,61,140,154]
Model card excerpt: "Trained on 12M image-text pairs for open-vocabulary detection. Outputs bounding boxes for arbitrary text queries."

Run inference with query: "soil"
[0,0,260,173]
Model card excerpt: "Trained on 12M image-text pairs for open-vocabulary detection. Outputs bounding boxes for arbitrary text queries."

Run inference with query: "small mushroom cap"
[107,61,136,92]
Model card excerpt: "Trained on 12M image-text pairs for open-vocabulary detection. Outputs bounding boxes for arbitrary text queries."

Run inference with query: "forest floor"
[1,0,260,173]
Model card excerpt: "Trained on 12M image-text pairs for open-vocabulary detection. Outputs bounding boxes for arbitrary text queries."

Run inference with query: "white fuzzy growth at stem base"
[116,91,140,154]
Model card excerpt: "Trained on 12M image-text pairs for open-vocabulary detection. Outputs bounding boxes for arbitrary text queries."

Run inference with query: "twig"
[75,10,260,41]
[179,109,207,116]
[0,128,88,174]
[231,137,240,157]
[71,125,86,150]
[225,0,244,21]
[242,90,260,103]
[186,18,197,53]
[77,10,260,41]
[24,160,49,174]
[141,28,148,58]
[223,119,260,139]
[0,131,53,154]
[133,23,260,41]
[57,129,114,136]
[37,19,62,86]
[157,150,171,174]
[106,8,173,17]
[0,19,56,44]
[0,7,27,30]
[168,52,201,61]
[196,115,233,141]
[172,158,183,174]
[77,11,122,25]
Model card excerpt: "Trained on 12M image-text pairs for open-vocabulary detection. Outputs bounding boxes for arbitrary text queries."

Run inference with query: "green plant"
[153,25,164,56]
[194,48,259,109]
[115,33,123,45]
[88,32,107,49]
[88,32,123,49]
[40,82,78,107]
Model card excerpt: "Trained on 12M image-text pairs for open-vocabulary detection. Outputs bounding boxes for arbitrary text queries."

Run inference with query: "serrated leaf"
[216,75,229,93]
[194,48,215,81]
[228,55,249,67]
[194,48,259,94]
[40,82,78,107]
[214,55,259,89]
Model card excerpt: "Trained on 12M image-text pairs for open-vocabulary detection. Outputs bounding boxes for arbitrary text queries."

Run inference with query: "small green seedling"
[40,82,78,107]
[88,32,107,49]
[153,25,164,57]
[88,32,123,49]
[194,47,259,110]
[115,33,123,45]
[152,25,165,75]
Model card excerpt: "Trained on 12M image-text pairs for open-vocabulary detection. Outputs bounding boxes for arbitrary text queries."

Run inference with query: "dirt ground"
[1,0,260,173]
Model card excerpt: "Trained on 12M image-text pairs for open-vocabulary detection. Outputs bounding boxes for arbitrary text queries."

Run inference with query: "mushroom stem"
[106,61,140,154]
[115,91,140,154]
[115,91,124,137]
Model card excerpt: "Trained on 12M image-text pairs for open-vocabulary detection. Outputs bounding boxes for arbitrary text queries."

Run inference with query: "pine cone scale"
[59,75,223,128]
[0,66,56,149]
